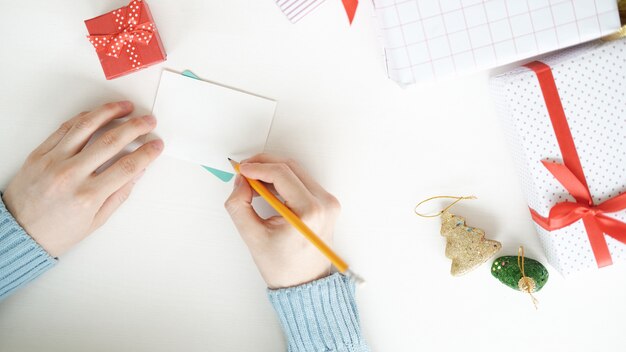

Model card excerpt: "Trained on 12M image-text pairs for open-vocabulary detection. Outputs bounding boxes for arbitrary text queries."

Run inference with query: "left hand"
[2,101,163,257]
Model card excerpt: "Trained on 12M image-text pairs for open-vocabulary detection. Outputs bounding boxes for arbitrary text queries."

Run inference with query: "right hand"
[2,101,163,257]
[224,154,341,289]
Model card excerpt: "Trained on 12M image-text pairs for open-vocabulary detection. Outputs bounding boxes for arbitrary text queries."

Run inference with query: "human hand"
[224,154,341,289]
[2,101,163,257]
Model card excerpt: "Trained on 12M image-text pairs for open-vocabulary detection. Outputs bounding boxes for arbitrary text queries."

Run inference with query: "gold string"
[518,246,539,309]
[602,25,626,41]
[414,195,477,218]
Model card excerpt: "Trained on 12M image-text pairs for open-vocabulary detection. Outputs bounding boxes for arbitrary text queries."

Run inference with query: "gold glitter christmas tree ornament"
[415,196,502,276]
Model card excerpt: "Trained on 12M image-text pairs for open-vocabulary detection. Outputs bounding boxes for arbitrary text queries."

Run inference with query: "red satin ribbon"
[524,61,626,268]
[87,0,154,58]
[342,0,358,24]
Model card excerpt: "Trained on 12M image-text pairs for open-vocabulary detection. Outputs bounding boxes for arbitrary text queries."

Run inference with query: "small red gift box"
[85,0,166,80]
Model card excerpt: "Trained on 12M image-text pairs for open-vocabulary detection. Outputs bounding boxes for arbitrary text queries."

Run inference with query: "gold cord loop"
[414,195,477,218]
[518,246,539,309]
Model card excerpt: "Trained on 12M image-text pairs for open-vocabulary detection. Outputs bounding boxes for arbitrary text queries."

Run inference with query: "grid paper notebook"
[373,0,621,85]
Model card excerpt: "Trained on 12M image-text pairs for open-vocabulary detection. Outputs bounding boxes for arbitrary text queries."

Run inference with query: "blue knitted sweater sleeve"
[0,195,56,301]
[1,195,369,351]
[268,273,369,352]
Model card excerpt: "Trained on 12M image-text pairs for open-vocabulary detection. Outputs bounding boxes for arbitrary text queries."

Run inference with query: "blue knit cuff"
[0,195,56,301]
[268,273,369,352]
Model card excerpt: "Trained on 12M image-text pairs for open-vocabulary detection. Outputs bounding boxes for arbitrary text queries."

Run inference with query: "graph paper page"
[373,0,621,85]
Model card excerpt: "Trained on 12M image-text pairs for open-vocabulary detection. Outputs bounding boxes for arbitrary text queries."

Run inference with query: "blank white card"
[151,70,276,171]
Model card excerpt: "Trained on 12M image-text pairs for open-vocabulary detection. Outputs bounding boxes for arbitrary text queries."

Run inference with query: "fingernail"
[133,170,146,183]
[151,139,164,151]
[142,115,156,125]
[119,101,133,110]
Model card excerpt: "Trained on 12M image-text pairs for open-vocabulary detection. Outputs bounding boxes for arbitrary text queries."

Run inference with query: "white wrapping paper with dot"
[491,38,626,277]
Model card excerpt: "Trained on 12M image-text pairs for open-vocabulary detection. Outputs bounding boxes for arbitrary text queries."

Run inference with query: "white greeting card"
[151,70,276,173]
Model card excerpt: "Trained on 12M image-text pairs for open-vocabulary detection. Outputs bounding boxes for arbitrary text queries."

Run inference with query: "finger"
[92,139,163,197]
[92,175,141,230]
[75,115,157,172]
[242,153,331,200]
[250,182,277,198]
[54,101,134,157]
[238,162,317,215]
[224,175,266,241]
[33,111,90,156]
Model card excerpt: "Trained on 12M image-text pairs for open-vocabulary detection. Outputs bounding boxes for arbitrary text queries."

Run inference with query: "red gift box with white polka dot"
[85,0,166,80]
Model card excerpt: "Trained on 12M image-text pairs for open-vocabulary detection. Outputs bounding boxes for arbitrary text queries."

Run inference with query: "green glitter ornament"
[491,247,549,293]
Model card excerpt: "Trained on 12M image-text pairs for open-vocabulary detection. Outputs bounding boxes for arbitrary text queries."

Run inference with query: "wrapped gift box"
[85,0,166,79]
[373,0,621,85]
[491,38,626,276]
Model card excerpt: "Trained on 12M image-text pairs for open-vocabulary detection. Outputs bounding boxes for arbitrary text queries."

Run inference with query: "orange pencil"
[229,159,363,284]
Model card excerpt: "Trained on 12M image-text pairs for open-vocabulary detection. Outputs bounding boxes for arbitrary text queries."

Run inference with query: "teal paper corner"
[182,70,200,80]
[201,165,234,182]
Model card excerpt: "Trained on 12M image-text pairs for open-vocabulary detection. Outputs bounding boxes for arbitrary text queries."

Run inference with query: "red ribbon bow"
[87,0,155,67]
[525,61,626,268]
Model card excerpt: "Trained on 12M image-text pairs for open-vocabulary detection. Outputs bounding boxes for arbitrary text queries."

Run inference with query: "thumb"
[224,175,266,239]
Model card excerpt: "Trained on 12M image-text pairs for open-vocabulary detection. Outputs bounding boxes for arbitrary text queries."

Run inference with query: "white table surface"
[1,1,626,351]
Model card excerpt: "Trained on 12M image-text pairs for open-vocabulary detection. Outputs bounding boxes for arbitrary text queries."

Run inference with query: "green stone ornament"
[491,246,549,294]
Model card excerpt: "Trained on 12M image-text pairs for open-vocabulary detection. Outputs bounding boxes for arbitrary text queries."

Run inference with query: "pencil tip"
[227,157,232,161]
[344,269,366,286]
